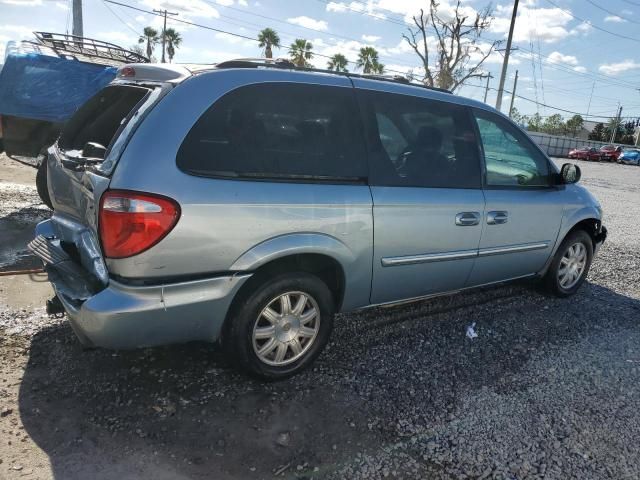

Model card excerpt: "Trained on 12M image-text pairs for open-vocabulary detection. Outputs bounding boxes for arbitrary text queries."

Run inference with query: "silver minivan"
[31,59,606,379]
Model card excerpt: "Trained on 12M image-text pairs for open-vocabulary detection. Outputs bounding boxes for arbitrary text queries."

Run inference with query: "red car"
[568,146,601,161]
[600,144,622,162]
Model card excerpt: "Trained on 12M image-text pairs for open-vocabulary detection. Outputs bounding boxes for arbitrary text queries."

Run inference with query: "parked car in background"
[600,144,623,162]
[0,32,146,207]
[30,60,607,379]
[568,146,601,161]
[618,148,640,165]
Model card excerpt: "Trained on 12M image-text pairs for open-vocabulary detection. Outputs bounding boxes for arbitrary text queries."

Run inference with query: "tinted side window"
[177,83,367,181]
[359,90,481,189]
[473,109,550,187]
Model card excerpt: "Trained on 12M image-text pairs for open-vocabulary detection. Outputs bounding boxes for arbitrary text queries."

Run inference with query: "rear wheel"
[35,159,53,209]
[225,272,335,380]
[543,230,593,297]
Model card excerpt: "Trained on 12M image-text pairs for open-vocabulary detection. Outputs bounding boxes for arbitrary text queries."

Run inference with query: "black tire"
[543,230,593,297]
[36,159,53,210]
[225,272,335,380]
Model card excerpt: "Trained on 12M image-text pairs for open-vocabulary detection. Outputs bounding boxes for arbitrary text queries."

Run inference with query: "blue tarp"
[0,41,117,122]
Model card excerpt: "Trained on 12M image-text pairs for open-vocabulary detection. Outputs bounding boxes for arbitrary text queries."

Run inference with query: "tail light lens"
[99,190,180,259]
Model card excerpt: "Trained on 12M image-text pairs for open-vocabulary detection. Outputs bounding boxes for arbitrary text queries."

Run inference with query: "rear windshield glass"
[58,85,150,155]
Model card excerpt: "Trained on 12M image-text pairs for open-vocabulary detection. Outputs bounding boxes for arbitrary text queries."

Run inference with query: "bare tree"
[403,0,502,91]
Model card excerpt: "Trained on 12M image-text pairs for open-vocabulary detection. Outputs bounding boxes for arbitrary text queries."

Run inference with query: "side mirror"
[560,163,581,184]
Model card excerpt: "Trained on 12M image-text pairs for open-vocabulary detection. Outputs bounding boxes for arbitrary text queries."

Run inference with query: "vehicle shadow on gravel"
[17,281,640,479]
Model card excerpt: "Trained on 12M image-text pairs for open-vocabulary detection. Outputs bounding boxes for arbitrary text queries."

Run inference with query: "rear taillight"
[99,190,180,259]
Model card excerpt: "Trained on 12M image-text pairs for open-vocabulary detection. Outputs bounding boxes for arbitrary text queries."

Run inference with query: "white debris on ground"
[0,181,49,220]
[0,307,64,337]
[466,322,478,339]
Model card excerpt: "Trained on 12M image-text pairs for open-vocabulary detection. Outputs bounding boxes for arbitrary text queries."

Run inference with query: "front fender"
[539,204,602,277]
[230,233,371,311]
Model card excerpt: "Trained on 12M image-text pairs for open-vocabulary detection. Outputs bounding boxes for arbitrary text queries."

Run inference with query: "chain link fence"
[526,131,626,158]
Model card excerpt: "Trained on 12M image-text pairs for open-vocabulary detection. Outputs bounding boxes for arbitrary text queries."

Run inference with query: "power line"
[584,0,640,25]
[465,82,623,119]
[101,0,142,37]
[317,0,640,91]
[102,0,413,76]
[543,0,640,43]
[202,0,419,70]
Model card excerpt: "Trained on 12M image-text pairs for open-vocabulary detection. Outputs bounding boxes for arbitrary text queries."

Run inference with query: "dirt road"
[0,155,639,479]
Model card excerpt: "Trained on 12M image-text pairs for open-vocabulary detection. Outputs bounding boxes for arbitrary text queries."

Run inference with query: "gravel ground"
[0,156,639,479]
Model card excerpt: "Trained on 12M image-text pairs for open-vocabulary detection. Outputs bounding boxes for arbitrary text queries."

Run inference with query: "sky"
[1,0,640,123]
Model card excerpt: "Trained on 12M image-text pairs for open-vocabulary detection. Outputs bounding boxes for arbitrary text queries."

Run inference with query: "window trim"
[357,88,483,190]
[471,108,556,190]
[176,81,369,185]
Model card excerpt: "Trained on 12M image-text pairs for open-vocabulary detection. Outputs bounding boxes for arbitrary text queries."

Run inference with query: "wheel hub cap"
[557,242,587,290]
[252,291,321,366]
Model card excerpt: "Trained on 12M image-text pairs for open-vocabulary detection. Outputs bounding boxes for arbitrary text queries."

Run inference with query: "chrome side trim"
[381,241,550,267]
[477,242,550,257]
[381,249,478,267]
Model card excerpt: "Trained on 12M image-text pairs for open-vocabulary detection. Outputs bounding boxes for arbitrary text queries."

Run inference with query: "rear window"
[176,82,367,181]
[58,85,150,155]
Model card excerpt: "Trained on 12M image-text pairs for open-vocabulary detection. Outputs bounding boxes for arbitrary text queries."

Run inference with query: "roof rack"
[214,57,451,94]
[34,31,148,66]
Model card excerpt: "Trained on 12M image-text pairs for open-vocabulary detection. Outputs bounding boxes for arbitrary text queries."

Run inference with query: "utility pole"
[483,73,493,103]
[154,9,178,63]
[586,81,595,118]
[610,104,622,144]
[495,0,519,112]
[72,0,83,38]
[508,70,519,118]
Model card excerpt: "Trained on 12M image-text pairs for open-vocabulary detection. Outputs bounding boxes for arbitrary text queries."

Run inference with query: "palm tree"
[327,53,349,72]
[289,38,313,67]
[257,28,280,59]
[164,28,182,63]
[357,46,380,74]
[371,62,385,74]
[138,26,159,61]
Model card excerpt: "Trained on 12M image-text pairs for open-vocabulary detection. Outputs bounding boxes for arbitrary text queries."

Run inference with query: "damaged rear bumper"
[30,219,250,348]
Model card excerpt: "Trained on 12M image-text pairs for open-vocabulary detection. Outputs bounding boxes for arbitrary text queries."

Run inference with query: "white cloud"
[141,0,219,19]
[189,49,245,63]
[362,34,381,42]
[55,1,68,10]
[326,1,365,13]
[287,16,329,31]
[604,15,625,23]
[0,0,42,5]
[573,66,587,73]
[213,32,254,47]
[492,3,574,43]
[571,21,593,35]
[98,31,137,46]
[547,51,579,66]
[238,0,248,5]
[599,59,640,75]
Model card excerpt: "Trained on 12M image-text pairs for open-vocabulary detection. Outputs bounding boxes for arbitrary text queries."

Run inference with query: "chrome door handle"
[455,212,480,226]
[487,211,508,225]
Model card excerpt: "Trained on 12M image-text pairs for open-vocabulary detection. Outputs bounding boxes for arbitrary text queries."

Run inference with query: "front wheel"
[225,272,335,380]
[543,230,593,297]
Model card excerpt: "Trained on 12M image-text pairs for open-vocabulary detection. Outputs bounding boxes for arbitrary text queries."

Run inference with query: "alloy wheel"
[252,291,321,366]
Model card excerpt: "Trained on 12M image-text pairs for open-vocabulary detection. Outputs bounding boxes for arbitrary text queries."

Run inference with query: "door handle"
[487,211,509,225]
[455,212,480,226]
